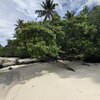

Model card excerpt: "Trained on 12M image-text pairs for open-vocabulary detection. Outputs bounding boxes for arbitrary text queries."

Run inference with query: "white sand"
[0,62,100,100]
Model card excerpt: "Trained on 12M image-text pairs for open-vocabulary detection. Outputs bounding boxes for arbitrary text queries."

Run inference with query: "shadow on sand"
[0,62,100,87]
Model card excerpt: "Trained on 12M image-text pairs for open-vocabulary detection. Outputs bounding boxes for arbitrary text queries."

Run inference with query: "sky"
[0,0,100,46]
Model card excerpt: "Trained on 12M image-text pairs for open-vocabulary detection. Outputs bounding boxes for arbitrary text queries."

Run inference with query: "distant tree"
[0,45,2,48]
[0,46,4,57]
[15,19,24,31]
[64,10,75,19]
[35,0,58,21]
[88,6,100,57]
[62,13,97,60]
[89,6,100,34]
[80,5,89,15]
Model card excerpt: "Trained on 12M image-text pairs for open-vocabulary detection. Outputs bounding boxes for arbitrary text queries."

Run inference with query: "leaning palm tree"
[35,0,58,21]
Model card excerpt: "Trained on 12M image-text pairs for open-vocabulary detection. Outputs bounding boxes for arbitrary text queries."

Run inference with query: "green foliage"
[89,6,100,33]
[0,45,4,57]
[64,10,75,19]
[88,6,100,56]
[62,13,97,60]
[80,6,89,15]
[35,0,58,21]
[14,21,60,59]
[1,5,100,62]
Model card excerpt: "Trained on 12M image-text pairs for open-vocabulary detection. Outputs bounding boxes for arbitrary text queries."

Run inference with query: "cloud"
[0,0,100,46]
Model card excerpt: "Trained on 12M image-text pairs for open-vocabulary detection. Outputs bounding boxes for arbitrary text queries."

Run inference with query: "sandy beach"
[0,61,100,100]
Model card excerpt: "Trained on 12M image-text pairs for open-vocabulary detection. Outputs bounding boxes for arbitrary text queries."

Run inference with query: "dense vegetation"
[0,0,100,62]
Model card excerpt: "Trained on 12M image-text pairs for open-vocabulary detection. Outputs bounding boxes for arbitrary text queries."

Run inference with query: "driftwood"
[57,60,75,72]
[81,62,90,66]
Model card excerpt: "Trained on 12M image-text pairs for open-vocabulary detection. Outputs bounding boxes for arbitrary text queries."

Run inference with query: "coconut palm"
[35,0,58,21]
[64,10,75,19]
[15,19,24,31]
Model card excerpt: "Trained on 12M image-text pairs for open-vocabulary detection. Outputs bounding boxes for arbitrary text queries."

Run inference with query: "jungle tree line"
[0,0,100,62]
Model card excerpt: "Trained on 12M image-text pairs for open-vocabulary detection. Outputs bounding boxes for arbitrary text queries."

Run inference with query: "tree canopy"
[0,4,100,62]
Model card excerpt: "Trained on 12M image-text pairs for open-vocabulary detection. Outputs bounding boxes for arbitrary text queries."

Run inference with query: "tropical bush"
[0,3,100,62]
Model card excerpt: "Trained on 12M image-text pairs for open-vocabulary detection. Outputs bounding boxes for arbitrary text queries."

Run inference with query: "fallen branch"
[57,60,75,72]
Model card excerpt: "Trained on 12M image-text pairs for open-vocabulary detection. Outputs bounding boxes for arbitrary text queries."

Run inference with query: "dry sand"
[0,62,100,100]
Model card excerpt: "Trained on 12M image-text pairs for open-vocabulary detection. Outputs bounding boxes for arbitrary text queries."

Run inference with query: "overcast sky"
[0,0,100,46]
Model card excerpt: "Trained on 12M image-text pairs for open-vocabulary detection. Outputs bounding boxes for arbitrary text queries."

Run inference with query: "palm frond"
[35,0,58,21]
[35,10,46,17]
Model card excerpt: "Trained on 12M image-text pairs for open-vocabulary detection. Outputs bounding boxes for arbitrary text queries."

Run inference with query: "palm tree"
[14,19,28,53]
[15,19,24,31]
[35,0,58,21]
[64,10,75,19]
[80,6,89,15]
